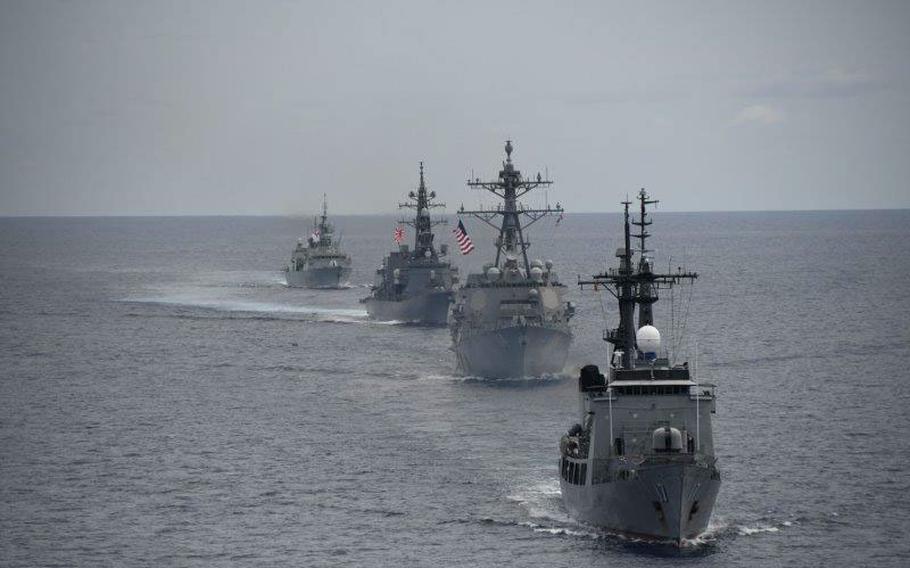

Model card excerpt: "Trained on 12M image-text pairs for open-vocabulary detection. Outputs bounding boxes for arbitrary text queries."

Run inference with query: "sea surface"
[1,211,909,567]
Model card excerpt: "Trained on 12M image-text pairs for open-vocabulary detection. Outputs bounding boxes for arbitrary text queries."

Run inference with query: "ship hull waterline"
[560,460,720,545]
[453,324,571,379]
[286,266,352,289]
[363,291,452,325]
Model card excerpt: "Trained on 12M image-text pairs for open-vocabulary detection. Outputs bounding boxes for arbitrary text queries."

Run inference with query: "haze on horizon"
[1,0,908,216]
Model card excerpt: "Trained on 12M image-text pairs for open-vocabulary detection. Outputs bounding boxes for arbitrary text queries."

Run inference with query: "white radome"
[636,325,661,355]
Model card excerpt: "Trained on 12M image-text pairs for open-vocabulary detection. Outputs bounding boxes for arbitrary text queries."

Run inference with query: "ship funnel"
[636,325,661,359]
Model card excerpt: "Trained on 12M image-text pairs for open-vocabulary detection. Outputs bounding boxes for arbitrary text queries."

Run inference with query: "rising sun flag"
[393,226,405,244]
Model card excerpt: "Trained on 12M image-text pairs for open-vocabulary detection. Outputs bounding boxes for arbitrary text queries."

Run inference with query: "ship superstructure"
[450,141,573,378]
[361,163,458,324]
[286,195,352,288]
[559,190,720,544]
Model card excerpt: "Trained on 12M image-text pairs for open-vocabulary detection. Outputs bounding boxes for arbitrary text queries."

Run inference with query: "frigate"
[361,163,458,325]
[450,140,574,378]
[559,189,720,545]
[285,195,352,289]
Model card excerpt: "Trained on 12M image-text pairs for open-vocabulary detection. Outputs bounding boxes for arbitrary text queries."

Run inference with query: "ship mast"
[459,140,563,273]
[399,161,446,258]
[313,193,332,247]
[580,190,697,371]
[632,188,660,327]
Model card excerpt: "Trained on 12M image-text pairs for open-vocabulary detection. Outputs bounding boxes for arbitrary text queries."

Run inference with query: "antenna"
[692,339,701,453]
[460,140,562,273]
[398,161,446,257]
[578,193,697,370]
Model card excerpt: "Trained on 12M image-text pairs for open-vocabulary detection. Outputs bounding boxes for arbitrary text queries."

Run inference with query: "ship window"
[614,438,624,456]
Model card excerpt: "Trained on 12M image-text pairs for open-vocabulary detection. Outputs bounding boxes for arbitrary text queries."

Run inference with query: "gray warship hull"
[363,290,452,325]
[286,266,351,289]
[561,459,720,543]
[454,325,571,378]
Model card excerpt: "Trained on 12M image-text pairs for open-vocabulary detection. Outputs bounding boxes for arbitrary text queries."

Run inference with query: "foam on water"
[504,477,791,549]
[126,295,365,317]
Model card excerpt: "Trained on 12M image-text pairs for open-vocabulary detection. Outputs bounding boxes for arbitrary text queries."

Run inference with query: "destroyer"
[559,190,719,544]
[450,141,573,378]
[285,195,352,289]
[361,163,458,324]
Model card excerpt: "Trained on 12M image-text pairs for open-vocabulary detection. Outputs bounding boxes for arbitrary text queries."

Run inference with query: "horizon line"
[1,206,908,218]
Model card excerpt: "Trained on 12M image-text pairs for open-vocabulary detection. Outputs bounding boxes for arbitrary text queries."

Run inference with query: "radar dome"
[636,325,661,358]
[530,259,544,269]
[545,259,554,270]
[486,267,501,280]
[530,266,544,281]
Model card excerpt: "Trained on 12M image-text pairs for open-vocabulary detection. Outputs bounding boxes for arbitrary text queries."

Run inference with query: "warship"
[559,189,720,544]
[361,163,458,324]
[450,141,574,378]
[285,195,352,288]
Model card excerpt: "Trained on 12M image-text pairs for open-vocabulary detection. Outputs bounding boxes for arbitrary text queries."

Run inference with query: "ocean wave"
[122,295,367,318]
[502,478,774,550]
[452,374,567,386]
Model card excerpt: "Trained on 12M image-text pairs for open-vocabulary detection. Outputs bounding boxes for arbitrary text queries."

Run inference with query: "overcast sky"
[1,0,908,215]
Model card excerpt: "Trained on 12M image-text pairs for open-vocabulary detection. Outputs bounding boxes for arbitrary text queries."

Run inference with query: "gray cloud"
[1,0,908,215]
[741,68,889,100]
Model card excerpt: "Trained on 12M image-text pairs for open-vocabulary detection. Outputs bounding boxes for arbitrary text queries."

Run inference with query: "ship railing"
[591,458,644,484]
[592,453,716,484]
[689,383,716,400]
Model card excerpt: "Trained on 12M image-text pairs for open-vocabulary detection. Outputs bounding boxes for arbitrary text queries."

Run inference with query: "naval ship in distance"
[285,195,352,289]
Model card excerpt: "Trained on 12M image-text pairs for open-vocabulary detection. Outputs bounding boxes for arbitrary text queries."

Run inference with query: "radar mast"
[580,190,697,372]
[459,140,563,274]
[399,162,446,258]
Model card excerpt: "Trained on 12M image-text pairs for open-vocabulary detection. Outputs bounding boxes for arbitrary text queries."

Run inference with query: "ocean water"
[1,211,909,567]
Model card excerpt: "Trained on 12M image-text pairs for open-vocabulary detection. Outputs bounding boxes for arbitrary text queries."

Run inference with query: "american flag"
[393,226,405,244]
[452,219,475,255]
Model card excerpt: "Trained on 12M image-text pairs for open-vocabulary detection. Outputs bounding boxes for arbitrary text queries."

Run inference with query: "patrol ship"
[361,163,458,324]
[559,190,720,544]
[285,195,352,288]
[450,141,573,378]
